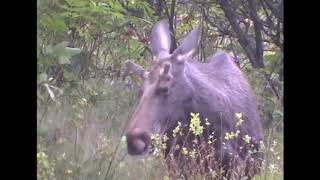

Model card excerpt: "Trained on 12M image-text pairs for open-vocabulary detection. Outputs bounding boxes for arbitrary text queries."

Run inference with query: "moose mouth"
[126,129,154,157]
[126,126,167,157]
[127,143,155,157]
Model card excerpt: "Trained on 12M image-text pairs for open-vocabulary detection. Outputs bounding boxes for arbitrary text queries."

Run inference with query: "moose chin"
[123,19,264,179]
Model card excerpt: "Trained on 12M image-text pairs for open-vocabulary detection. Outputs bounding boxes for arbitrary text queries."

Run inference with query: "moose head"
[124,20,202,155]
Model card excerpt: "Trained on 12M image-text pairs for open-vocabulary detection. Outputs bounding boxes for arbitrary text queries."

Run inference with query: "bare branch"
[163,0,178,52]
[218,0,264,68]
[263,0,282,22]
[248,0,264,67]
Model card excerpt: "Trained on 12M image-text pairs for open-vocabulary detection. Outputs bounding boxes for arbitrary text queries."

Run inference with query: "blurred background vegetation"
[37,0,283,179]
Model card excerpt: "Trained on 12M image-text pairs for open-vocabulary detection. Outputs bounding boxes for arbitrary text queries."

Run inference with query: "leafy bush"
[37,0,282,179]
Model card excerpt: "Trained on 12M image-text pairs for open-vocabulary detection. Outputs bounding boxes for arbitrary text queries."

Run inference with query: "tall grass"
[37,80,283,180]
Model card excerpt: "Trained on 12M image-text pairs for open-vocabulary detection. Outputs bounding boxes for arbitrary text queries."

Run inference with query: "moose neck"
[182,61,233,123]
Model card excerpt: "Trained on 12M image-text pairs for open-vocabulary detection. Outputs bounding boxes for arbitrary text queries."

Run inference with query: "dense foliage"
[37,0,283,179]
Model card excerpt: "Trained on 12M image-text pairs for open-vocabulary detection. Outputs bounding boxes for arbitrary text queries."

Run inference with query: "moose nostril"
[126,128,151,155]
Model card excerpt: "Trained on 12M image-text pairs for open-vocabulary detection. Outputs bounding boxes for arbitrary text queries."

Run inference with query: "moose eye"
[155,87,169,95]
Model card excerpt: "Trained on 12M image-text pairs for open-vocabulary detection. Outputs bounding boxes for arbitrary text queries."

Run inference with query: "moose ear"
[172,26,202,61]
[151,19,172,60]
[123,60,148,79]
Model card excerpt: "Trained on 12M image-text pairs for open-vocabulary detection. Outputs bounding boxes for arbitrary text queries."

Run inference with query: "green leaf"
[40,15,68,33]
[64,47,81,56]
[58,56,71,64]
[89,1,106,14]
[65,0,88,7]
[44,42,81,61]
[56,41,69,48]
[38,73,48,83]
[110,12,125,20]
[82,15,97,23]
[44,45,54,54]
[108,0,126,13]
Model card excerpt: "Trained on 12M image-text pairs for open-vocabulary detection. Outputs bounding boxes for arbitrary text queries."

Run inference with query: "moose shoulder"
[124,20,264,179]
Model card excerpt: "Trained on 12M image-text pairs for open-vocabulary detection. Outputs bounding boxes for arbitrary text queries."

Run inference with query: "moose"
[124,20,264,179]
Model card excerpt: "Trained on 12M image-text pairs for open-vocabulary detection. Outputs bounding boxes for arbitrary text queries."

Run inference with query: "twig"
[104,111,132,180]
[219,0,264,68]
